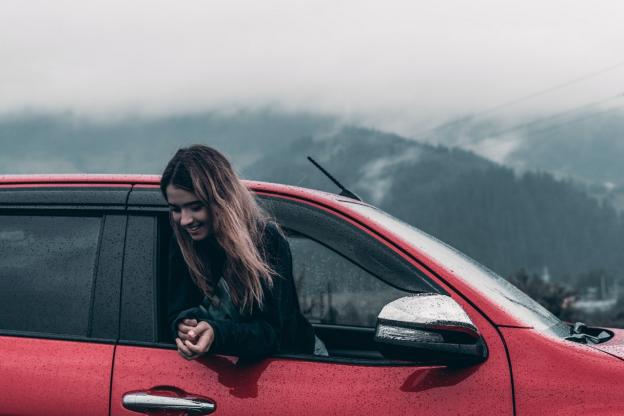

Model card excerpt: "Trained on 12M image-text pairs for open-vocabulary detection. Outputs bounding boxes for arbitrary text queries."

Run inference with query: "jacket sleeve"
[167,236,205,341]
[200,226,296,358]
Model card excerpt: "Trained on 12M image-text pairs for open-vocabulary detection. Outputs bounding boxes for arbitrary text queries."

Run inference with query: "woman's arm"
[167,235,205,341]
[191,224,314,358]
[201,276,285,357]
[176,276,286,359]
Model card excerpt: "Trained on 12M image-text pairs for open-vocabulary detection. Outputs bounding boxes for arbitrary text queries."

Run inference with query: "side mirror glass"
[374,294,488,365]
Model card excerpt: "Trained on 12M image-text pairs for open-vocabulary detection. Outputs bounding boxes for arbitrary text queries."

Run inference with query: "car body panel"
[112,320,512,416]
[588,327,624,360]
[0,336,114,416]
[111,349,509,416]
[500,327,624,414]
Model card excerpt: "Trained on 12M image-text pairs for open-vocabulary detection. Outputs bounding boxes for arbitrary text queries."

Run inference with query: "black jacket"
[167,223,316,358]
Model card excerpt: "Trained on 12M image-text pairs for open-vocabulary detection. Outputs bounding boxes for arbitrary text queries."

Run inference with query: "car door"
[110,190,514,415]
[0,184,129,416]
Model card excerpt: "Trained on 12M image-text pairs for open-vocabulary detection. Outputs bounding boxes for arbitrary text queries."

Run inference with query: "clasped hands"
[176,318,215,361]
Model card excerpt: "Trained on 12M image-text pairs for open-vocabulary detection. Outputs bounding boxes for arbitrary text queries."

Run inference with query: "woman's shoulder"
[169,232,181,253]
[260,221,289,254]
[262,220,282,238]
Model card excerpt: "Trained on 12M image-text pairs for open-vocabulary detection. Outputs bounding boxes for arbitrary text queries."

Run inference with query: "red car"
[1,174,623,416]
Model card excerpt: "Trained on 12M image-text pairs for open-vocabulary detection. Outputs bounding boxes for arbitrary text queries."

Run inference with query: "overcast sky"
[3,0,624,136]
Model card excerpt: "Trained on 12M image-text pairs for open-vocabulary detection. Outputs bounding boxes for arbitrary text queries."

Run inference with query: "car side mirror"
[374,294,488,366]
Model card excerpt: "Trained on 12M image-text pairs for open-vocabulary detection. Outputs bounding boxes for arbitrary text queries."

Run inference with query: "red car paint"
[501,327,624,414]
[590,327,624,360]
[0,338,114,416]
[1,174,623,415]
[110,282,514,416]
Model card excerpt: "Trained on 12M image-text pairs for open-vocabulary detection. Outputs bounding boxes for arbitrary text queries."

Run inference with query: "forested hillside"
[245,127,624,281]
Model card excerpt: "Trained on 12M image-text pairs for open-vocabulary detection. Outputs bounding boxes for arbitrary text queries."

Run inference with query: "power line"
[451,92,624,149]
[472,103,624,152]
[412,59,624,141]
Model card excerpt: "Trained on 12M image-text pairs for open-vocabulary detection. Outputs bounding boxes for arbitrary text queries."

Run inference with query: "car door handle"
[122,392,216,415]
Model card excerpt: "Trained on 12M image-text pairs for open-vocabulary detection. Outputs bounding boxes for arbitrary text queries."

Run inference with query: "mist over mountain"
[425,109,624,212]
[504,111,624,186]
[0,111,339,174]
[246,127,624,281]
[421,109,624,186]
[501,111,624,212]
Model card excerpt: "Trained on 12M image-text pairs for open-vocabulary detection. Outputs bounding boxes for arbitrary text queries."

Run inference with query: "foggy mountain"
[419,110,624,186]
[246,127,624,281]
[426,110,624,212]
[503,111,624,212]
[3,109,624,192]
[0,111,339,174]
[504,111,624,186]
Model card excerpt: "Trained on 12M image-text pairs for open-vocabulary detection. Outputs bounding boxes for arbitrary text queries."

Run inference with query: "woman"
[161,145,326,360]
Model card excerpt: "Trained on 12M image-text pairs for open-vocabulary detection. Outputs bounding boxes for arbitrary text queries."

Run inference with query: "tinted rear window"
[0,215,102,336]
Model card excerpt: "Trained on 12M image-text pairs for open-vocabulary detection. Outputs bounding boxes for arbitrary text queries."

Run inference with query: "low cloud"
[2,0,624,137]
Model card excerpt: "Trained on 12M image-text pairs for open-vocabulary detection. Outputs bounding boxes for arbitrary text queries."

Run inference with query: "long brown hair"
[161,145,276,313]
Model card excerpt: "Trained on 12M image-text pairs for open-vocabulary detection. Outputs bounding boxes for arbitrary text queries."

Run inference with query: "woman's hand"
[177,318,199,343]
[175,321,215,361]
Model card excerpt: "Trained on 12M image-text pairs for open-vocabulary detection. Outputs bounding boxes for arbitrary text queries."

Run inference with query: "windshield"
[344,202,571,338]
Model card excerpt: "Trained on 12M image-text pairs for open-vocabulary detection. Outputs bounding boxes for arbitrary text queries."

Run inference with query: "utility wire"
[450,92,624,149]
[412,59,624,142]
[473,103,624,152]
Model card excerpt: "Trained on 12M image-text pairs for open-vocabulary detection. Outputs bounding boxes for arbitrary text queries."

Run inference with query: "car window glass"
[0,215,101,336]
[289,233,407,327]
[343,202,571,338]
[119,215,157,343]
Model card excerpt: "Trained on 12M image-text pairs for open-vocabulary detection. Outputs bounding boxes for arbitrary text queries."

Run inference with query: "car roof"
[0,173,365,207]
[0,174,161,185]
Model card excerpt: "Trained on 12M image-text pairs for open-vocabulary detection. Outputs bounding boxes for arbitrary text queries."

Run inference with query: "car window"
[288,232,407,327]
[0,215,102,336]
[258,195,447,295]
[119,215,158,343]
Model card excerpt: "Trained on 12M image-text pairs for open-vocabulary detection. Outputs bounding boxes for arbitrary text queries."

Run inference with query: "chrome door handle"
[122,392,216,415]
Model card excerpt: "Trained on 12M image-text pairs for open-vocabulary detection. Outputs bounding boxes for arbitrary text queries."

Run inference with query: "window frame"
[256,194,448,295]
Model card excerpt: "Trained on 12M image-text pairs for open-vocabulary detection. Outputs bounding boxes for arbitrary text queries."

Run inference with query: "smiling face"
[166,184,213,241]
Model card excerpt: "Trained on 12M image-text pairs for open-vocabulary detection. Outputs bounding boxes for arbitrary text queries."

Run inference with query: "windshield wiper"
[564,322,611,345]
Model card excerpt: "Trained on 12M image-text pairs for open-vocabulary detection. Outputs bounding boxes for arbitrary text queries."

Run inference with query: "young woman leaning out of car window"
[161,145,327,360]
